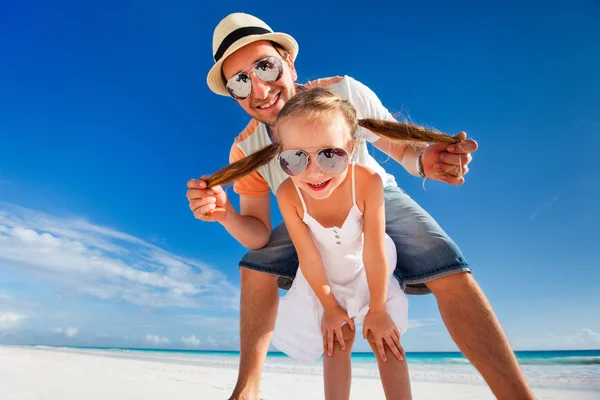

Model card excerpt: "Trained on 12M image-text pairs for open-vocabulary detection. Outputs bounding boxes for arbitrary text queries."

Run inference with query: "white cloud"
[145,335,169,345]
[513,329,600,350]
[178,315,240,329]
[53,327,79,337]
[206,336,218,346]
[408,319,437,329]
[0,292,14,301]
[0,312,27,329]
[0,292,39,318]
[97,333,111,338]
[181,335,201,346]
[0,204,239,310]
[65,327,79,337]
[530,196,559,220]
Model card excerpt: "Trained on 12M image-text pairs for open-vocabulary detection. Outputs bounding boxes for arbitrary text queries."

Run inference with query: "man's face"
[222,41,298,126]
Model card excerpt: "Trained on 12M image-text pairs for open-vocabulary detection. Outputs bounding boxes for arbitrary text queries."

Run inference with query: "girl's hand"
[321,306,355,357]
[363,310,404,362]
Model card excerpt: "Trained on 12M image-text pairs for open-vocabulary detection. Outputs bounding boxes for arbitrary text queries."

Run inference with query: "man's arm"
[346,76,478,185]
[187,177,272,250]
[188,139,277,249]
[373,133,476,185]
[373,137,426,177]
[220,194,272,250]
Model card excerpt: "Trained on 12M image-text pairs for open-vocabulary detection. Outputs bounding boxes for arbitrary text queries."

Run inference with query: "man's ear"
[285,54,298,81]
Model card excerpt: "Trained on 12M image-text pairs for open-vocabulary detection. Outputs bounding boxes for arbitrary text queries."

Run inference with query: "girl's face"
[277,110,354,200]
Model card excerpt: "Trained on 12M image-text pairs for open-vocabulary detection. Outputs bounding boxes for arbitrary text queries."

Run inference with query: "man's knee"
[425,271,479,298]
[241,267,278,282]
[239,269,280,325]
[240,268,279,294]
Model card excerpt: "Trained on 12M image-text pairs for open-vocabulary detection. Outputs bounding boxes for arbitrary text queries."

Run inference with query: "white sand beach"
[0,346,598,399]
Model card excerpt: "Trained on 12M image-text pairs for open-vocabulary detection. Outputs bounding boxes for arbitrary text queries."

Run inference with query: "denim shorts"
[238,186,471,295]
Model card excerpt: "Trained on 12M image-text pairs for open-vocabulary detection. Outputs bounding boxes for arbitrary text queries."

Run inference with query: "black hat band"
[214,26,272,62]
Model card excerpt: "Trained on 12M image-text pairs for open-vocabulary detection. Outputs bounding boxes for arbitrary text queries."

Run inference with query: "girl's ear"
[348,137,358,161]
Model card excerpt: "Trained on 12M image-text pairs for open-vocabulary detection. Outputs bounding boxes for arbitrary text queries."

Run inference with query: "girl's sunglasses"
[225,56,284,101]
[278,148,350,176]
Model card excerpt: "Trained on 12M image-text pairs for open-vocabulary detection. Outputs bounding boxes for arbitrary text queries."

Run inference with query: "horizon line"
[4,344,600,354]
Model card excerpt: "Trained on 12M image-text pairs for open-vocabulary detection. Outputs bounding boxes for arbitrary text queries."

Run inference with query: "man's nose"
[252,77,271,101]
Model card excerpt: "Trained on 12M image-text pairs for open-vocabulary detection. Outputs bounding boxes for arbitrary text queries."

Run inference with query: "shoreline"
[1,345,599,399]
[11,344,599,390]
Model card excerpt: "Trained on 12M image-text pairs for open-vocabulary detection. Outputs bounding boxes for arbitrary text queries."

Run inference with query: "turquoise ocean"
[32,346,600,391]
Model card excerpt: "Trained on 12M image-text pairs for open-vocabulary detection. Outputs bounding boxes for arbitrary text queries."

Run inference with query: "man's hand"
[186,176,229,223]
[421,132,478,185]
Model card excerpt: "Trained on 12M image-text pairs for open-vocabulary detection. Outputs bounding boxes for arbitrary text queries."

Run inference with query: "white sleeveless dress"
[271,164,409,363]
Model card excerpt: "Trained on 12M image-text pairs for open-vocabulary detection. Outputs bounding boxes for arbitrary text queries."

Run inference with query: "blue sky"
[1,0,599,352]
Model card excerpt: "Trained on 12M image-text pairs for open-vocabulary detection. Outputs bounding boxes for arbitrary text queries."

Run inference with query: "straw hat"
[207,13,299,96]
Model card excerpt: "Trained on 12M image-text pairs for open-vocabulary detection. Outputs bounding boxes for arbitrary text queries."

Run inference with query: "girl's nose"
[303,156,325,179]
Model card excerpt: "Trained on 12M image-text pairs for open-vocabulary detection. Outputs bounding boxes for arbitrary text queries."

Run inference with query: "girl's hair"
[206,87,461,187]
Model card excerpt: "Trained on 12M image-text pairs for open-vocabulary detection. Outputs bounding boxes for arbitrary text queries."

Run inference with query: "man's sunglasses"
[278,148,350,176]
[225,56,284,101]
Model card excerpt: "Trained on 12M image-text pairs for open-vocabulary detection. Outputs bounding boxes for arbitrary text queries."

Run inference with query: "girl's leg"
[367,331,412,400]
[324,323,356,400]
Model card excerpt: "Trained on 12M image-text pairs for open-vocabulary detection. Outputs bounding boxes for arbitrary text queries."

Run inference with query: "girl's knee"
[341,323,355,341]
[366,330,377,345]
[331,324,356,353]
[366,331,404,361]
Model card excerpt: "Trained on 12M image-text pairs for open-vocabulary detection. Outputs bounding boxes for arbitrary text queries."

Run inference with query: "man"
[187,12,534,400]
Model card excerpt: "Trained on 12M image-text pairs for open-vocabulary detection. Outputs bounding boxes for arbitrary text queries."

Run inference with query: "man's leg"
[230,268,279,400]
[427,272,533,399]
[229,222,299,400]
[383,186,534,399]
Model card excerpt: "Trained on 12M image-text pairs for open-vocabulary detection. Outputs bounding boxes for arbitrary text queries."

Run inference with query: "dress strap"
[351,162,357,206]
[294,184,308,216]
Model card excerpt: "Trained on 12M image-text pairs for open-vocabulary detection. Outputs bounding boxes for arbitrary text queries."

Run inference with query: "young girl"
[206,88,462,400]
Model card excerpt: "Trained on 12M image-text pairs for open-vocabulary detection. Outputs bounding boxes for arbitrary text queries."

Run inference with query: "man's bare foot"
[228,389,260,400]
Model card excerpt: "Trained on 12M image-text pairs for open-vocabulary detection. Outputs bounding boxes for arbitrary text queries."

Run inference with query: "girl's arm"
[359,167,405,362]
[276,179,339,310]
[360,168,389,313]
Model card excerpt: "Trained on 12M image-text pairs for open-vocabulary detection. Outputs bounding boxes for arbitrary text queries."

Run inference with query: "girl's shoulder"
[353,164,385,211]
[276,177,297,201]
[353,164,384,189]
[275,178,304,218]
